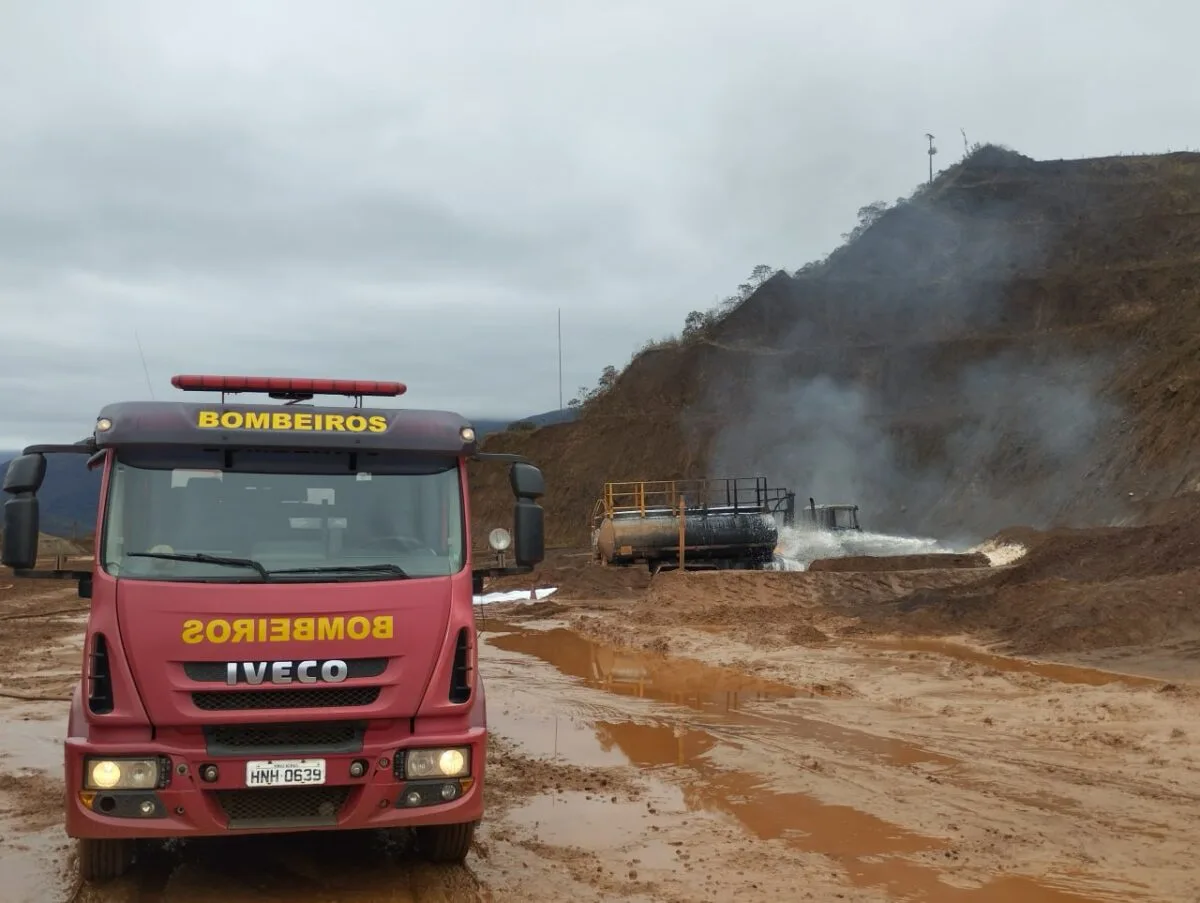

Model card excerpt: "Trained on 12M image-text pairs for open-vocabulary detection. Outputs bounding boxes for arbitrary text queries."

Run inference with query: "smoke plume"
[698,152,1124,543]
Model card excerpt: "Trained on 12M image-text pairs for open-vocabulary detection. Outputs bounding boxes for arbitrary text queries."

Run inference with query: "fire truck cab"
[0,374,545,882]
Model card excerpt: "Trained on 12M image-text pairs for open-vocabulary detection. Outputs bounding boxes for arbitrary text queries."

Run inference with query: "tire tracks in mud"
[4,581,1200,901]
[484,614,1200,902]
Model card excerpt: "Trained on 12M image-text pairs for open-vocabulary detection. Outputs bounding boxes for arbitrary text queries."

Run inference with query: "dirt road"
[2,569,1198,902]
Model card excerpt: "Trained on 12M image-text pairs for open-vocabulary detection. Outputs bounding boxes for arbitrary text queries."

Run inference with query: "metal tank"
[591,477,794,571]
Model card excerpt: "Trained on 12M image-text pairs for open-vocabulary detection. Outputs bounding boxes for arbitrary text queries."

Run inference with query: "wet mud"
[487,623,1154,902]
[1,581,1198,901]
[855,636,1167,689]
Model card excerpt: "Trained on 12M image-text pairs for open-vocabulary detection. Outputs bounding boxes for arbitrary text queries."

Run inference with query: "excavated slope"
[470,147,1200,549]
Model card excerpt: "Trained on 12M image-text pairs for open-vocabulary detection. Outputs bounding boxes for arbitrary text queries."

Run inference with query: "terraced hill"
[470,146,1200,548]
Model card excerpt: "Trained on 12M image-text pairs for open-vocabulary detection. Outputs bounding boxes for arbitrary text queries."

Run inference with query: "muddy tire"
[413,820,478,864]
[78,837,136,883]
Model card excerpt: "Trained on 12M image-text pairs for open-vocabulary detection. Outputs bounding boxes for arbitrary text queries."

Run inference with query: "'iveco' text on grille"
[224,659,349,686]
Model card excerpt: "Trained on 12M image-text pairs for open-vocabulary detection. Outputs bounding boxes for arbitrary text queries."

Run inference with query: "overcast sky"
[0,0,1194,449]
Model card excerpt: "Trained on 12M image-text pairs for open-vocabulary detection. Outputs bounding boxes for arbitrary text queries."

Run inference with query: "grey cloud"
[3,0,1200,453]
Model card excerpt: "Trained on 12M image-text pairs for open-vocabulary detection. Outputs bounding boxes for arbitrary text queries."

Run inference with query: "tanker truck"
[590,477,795,572]
[1,373,545,883]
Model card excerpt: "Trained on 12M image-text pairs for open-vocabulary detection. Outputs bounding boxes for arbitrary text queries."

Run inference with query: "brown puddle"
[489,626,1142,903]
[858,637,1164,689]
[488,621,803,710]
[488,624,955,768]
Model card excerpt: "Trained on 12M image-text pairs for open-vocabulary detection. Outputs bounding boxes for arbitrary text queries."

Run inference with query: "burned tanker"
[796,498,861,532]
[590,477,795,572]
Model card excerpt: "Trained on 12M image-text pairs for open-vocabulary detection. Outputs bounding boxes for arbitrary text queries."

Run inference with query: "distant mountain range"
[467,406,577,436]
[0,406,576,537]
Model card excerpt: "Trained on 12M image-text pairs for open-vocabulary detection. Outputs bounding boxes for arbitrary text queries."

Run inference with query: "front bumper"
[64,727,486,839]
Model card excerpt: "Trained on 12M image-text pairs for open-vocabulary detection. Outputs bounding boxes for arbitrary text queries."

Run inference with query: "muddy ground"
[2,551,1199,902]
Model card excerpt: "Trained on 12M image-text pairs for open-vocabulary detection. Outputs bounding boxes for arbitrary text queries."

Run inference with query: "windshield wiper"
[268,563,410,578]
[127,552,269,580]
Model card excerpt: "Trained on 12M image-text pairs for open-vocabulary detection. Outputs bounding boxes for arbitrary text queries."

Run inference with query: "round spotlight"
[90,761,121,789]
[488,528,512,552]
[438,749,466,776]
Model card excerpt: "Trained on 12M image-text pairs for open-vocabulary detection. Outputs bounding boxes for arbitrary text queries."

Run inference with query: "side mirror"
[2,453,47,494]
[2,496,40,570]
[512,498,545,567]
[509,462,544,499]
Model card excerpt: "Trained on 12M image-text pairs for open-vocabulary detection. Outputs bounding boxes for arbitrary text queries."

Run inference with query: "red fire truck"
[0,375,545,882]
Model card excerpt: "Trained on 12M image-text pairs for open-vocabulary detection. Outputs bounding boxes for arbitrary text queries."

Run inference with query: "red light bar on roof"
[170,374,407,398]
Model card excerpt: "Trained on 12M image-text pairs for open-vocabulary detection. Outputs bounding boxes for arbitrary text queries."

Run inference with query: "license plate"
[244,758,326,787]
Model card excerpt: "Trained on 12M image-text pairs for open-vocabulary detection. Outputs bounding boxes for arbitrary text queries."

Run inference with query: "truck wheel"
[77,837,135,882]
[413,820,478,864]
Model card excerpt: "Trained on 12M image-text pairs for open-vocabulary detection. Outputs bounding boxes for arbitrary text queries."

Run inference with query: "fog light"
[349,759,367,778]
[440,783,459,801]
[139,800,155,815]
[404,790,422,807]
[200,764,219,783]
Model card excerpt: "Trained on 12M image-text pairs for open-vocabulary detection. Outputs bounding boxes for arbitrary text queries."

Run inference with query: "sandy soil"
[2,555,1199,902]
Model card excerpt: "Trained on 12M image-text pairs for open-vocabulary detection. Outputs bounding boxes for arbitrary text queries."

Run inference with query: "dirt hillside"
[470,146,1200,549]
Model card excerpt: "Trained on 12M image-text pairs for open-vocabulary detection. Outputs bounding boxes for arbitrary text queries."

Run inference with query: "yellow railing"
[597,479,729,519]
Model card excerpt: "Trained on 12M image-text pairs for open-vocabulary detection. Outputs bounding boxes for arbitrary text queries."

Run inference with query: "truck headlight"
[85,757,160,790]
[405,747,470,779]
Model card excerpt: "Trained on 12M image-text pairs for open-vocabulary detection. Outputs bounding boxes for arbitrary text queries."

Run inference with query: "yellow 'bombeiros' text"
[195,410,388,433]
[181,615,395,644]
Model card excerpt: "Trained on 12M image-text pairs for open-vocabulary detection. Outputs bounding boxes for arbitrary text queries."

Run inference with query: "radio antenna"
[134,330,155,399]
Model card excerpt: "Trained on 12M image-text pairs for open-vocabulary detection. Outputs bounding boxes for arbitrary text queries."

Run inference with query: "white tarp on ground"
[473,587,558,605]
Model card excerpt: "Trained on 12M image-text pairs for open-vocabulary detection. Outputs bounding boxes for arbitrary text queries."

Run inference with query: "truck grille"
[192,687,380,711]
[203,721,366,756]
[184,658,388,682]
[215,786,351,829]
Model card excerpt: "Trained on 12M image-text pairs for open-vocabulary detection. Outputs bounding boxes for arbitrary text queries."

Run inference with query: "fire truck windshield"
[100,448,465,582]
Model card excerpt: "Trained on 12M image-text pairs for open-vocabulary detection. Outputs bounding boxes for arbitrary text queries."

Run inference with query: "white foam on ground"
[473,587,559,605]
[771,526,957,571]
[968,540,1027,566]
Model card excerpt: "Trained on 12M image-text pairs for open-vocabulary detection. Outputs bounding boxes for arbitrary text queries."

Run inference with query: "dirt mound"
[989,520,1200,586]
[640,568,982,612]
[545,542,1200,658]
[480,548,652,601]
[808,552,989,572]
[835,518,1200,654]
[614,568,987,653]
[0,532,87,559]
[859,569,1200,656]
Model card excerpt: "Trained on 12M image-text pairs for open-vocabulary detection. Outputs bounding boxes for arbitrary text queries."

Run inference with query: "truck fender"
[66,682,85,739]
[469,670,486,729]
